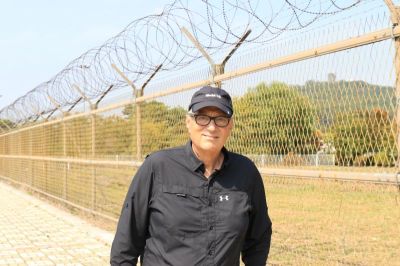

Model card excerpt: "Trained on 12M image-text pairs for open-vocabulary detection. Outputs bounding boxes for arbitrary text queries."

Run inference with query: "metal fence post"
[111,63,162,161]
[181,27,251,89]
[136,99,142,160]
[91,111,96,210]
[384,0,400,189]
[63,120,67,200]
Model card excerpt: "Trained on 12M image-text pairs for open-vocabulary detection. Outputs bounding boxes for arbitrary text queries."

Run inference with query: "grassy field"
[264,177,399,265]
[1,159,399,265]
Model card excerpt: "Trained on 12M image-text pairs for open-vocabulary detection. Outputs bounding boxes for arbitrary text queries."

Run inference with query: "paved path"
[0,181,114,266]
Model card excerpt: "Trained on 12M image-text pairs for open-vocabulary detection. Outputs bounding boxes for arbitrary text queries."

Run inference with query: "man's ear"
[185,115,191,130]
[229,116,234,130]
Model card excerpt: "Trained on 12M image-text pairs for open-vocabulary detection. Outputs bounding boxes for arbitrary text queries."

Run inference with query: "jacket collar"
[184,140,230,172]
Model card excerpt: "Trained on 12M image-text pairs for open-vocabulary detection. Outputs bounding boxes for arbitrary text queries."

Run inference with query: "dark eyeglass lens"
[214,117,229,127]
[195,115,210,126]
[194,115,229,127]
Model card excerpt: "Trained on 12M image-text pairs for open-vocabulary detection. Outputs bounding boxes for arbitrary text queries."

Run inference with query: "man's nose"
[206,119,217,130]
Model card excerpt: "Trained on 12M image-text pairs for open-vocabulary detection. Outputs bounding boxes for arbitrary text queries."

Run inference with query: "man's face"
[186,106,233,154]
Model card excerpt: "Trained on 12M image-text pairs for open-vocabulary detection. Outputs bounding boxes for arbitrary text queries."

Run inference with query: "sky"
[0,0,398,111]
[0,0,171,109]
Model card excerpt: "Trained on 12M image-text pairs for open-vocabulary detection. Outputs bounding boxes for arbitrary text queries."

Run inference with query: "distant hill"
[294,79,395,129]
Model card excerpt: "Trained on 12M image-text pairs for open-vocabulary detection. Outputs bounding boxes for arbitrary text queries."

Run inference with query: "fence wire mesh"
[0,3,400,265]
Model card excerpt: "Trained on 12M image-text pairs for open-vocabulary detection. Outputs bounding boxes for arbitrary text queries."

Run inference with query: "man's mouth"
[202,134,218,139]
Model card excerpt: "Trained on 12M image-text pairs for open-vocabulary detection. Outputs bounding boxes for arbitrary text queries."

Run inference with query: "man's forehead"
[196,106,226,115]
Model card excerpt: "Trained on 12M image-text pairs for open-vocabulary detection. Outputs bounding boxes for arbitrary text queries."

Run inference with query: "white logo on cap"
[205,93,222,99]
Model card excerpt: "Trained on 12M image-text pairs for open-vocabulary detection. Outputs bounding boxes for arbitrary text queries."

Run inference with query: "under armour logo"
[219,195,229,201]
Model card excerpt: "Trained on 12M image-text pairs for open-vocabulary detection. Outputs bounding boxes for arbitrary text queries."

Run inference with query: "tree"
[0,119,14,131]
[123,101,187,157]
[332,108,396,166]
[95,115,133,157]
[64,116,93,157]
[230,82,319,155]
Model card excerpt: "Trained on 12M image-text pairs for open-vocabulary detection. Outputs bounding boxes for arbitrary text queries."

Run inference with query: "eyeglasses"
[189,114,231,127]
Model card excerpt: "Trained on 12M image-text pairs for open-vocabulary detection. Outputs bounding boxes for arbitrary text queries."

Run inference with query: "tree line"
[1,80,396,167]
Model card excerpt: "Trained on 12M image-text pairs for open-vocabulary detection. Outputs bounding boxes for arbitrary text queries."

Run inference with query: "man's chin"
[200,142,222,151]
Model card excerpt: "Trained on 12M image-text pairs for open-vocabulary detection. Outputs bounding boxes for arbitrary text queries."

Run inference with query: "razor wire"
[0,0,363,125]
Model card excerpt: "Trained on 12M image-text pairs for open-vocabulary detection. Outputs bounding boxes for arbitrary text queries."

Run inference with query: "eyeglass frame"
[187,112,231,128]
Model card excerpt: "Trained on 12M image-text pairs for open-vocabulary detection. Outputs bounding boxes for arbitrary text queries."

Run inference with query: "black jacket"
[111,141,272,266]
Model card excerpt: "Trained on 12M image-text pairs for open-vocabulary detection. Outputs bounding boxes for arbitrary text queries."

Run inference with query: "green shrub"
[374,151,396,167]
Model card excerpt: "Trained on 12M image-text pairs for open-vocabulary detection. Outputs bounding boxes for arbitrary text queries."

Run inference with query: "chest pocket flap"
[162,184,203,198]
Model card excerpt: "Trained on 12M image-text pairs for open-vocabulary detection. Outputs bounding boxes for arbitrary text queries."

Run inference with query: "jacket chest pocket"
[214,190,251,235]
[156,184,204,234]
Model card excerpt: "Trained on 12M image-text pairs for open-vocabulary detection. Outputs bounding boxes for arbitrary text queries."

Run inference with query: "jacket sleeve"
[241,168,272,266]
[110,158,154,266]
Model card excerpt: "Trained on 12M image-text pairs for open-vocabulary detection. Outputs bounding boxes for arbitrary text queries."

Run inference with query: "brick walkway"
[0,181,113,266]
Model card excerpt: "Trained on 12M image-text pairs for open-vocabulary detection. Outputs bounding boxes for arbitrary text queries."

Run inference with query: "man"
[111,86,272,266]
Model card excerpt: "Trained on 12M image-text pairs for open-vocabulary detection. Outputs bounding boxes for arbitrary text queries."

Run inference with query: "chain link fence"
[0,6,399,265]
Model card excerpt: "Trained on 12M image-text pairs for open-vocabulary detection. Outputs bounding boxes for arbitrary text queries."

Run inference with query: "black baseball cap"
[188,86,233,117]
